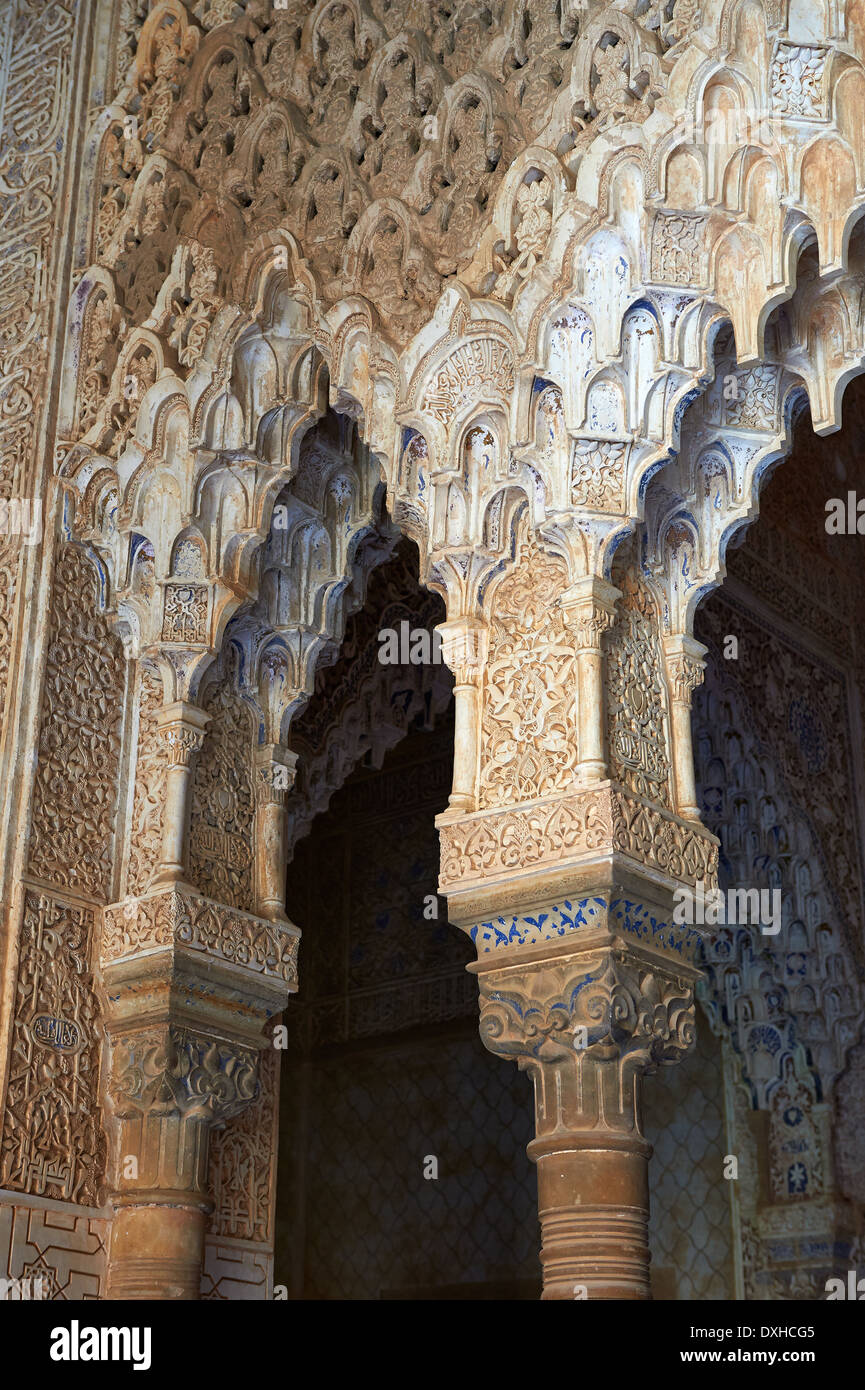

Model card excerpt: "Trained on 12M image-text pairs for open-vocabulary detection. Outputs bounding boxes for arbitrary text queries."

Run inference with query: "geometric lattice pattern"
[645,1011,735,1300]
[277,1027,539,1298]
[0,1198,108,1300]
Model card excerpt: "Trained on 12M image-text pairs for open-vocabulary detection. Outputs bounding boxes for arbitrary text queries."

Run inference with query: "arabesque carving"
[479,533,578,808]
[439,781,717,890]
[27,546,125,901]
[3,0,865,1309]
[0,893,106,1208]
[189,654,256,911]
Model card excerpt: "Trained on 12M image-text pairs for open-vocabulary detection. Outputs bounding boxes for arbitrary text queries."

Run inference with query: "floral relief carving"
[440,788,613,886]
[189,659,256,911]
[102,888,299,986]
[650,213,706,286]
[724,366,779,431]
[479,534,579,808]
[492,174,553,303]
[439,783,716,888]
[609,786,717,883]
[28,546,125,900]
[606,565,673,810]
[93,120,142,262]
[435,98,510,273]
[208,1041,279,1245]
[166,240,221,368]
[354,214,440,340]
[111,0,149,100]
[75,289,118,435]
[771,44,827,119]
[126,665,165,896]
[137,12,199,148]
[106,345,158,454]
[570,439,628,510]
[0,893,106,1207]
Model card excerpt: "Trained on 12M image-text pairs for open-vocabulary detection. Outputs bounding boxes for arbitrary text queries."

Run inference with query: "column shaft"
[532,1138,651,1300]
[151,701,210,889]
[436,618,487,813]
[561,576,620,783]
[662,634,707,822]
[255,745,297,921]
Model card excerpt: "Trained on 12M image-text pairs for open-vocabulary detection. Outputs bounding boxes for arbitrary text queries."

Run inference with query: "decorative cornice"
[102,886,300,987]
[438,780,718,891]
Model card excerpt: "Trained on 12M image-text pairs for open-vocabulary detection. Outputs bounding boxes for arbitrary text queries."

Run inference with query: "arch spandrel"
[61,1,865,647]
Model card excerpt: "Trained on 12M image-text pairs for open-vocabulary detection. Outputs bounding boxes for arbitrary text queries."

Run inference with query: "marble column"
[561,576,621,784]
[436,617,487,813]
[662,634,707,822]
[150,701,210,890]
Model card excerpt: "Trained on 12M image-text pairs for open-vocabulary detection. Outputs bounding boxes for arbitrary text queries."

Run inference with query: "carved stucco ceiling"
[63,0,865,688]
[101,0,684,349]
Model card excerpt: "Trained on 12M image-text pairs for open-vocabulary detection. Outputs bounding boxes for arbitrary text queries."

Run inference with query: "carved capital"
[560,575,621,651]
[155,699,210,766]
[478,928,700,1156]
[254,743,298,808]
[435,616,487,686]
[479,949,695,1084]
[108,1024,259,1125]
[662,633,707,704]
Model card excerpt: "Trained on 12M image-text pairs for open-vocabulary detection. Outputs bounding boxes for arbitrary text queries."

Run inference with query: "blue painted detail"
[531,376,557,398]
[470,896,702,960]
[608,896,702,959]
[470,896,607,953]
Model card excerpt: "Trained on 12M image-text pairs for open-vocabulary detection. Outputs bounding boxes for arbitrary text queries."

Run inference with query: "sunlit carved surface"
[0,0,864,1306]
